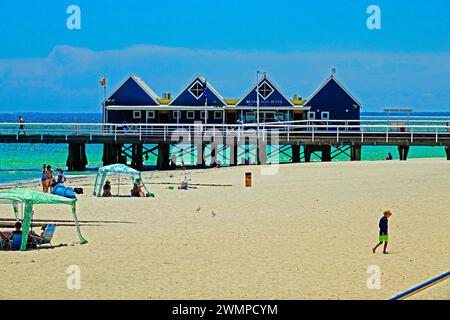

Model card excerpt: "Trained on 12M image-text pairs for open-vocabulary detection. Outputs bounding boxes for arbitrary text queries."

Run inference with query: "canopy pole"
[97,171,107,198]
[117,173,120,196]
[139,173,150,194]
[20,203,33,251]
[12,201,19,221]
[72,202,88,244]
[93,171,100,196]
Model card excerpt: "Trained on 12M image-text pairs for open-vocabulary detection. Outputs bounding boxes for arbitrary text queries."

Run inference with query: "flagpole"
[204,79,208,125]
[103,81,106,123]
[256,71,260,165]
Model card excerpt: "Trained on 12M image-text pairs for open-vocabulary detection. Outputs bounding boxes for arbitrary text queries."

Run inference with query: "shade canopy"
[98,163,141,176]
[0,188,75,206]
[0,188,88,251]
[93,163,150,197]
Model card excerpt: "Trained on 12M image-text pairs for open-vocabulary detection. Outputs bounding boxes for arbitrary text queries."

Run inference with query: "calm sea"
[0,112,449,184]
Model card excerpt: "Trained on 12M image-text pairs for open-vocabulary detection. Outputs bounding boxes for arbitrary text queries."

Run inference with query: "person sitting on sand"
[132,179,146,197]
[28,225,49,245]
[385,152,393,160]
[0,221,23,244]
[372,210,392,254]
[102,180,112,197]
[131,179,145,197]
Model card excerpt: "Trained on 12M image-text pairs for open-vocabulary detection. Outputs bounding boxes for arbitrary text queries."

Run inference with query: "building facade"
[104,73,361,125]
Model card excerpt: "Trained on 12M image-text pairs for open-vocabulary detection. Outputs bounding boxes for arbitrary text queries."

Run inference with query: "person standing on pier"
[18,116,26,135]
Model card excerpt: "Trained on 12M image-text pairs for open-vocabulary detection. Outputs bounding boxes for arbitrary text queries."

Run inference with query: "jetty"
[0,120,449,171]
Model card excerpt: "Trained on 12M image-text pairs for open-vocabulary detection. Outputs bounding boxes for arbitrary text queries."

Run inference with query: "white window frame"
[275,112,284,121]
[133,111,141,119]
[214,110,222,120]
[307,111,316,120]
[186,111,195,119]
[321,111,330,121]
[146,110,155,119]
[173,111,181,120]
[246,112,256,121]
[200,110,207,120]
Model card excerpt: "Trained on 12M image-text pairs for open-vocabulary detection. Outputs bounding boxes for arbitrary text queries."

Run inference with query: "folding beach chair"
[36,224,57,247]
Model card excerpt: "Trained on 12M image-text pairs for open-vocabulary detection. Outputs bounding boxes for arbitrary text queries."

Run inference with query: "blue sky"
[0,0,449,112]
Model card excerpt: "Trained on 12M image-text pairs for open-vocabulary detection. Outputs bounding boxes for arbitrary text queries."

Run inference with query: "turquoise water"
[0,112,448,184]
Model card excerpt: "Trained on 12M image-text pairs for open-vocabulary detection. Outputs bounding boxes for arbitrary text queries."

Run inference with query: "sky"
[0,0,449,112]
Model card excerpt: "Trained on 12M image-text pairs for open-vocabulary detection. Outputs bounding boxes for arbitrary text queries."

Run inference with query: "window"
[257,81,274,99]
[133,111,141,119]
[307,111,316,120]
[200,110,207,119]
[321,112,330,121]
[214,111,222,120]
[146,111,155,119]
[189,81,205,99]
[246,112,256,122]
[186,111,195,119]
[275,112,284,121]
[173,111,181,119]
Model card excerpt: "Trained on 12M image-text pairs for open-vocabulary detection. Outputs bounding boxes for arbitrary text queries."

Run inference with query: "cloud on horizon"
[0,45,449,112]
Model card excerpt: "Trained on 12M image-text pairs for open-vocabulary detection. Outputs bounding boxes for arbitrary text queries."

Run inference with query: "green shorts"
[379,235,389,242]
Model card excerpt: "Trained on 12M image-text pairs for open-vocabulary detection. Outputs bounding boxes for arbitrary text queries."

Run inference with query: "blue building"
[104,72,361,125]
[303,74,361,122]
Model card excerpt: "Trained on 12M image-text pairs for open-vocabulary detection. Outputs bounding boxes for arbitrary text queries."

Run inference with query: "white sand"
[0,158,449,300]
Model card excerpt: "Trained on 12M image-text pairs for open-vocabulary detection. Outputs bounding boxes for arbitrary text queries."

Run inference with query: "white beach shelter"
[93,163,150,197]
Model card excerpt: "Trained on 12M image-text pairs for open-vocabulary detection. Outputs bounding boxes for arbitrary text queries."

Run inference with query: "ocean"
[0,112,449,185]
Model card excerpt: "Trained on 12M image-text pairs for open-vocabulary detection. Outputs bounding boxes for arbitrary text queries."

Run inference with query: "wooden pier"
[0,120,449,170]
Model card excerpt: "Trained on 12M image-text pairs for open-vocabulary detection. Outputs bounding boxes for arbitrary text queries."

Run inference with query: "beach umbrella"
[93,163,151,197]
[0,188,88,251]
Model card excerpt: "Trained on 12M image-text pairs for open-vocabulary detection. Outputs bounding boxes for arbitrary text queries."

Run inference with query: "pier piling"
[257,143,268,165]
[210,143,218,167]
[196,143,206,168]
[321,145,332,162]
[67,143,88,171]
[131,144,144,170]
[102,144,126,166]
[157,144,171,170]
[229,142,239,166]
[350,145,362,161]
[445,146,450,160]
[292,145,301,163]
[398,145,410,161]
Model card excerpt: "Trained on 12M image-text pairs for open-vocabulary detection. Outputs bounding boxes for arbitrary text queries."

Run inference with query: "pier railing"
[1,120,450,144]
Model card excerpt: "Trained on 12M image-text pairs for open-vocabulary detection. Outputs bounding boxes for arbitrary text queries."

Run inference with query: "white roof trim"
[107,74,160,105]
[169,75,227,106]
[106,105,310,111]
[304,75,362,107]
[235,75,295,107]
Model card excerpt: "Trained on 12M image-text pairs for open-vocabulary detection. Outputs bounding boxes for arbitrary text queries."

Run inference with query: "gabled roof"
[236,75,294,107]
[106,75,160,106]
[169,75,226,107]
[304,75,362,108]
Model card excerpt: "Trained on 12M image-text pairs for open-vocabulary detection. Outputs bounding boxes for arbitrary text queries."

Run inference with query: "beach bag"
[74,187,84,195]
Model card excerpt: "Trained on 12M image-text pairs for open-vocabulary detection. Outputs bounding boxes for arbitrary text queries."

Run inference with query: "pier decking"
[1,120,449,170]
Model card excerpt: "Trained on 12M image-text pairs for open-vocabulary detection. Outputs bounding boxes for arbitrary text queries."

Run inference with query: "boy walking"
[372,210,392,254]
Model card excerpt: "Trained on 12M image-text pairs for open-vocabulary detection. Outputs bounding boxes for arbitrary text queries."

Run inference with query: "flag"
[99,77,106,87]
[203,79,208,107]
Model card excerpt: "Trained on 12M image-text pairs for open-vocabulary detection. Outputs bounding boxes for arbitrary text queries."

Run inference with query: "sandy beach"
[0,158,449,300]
